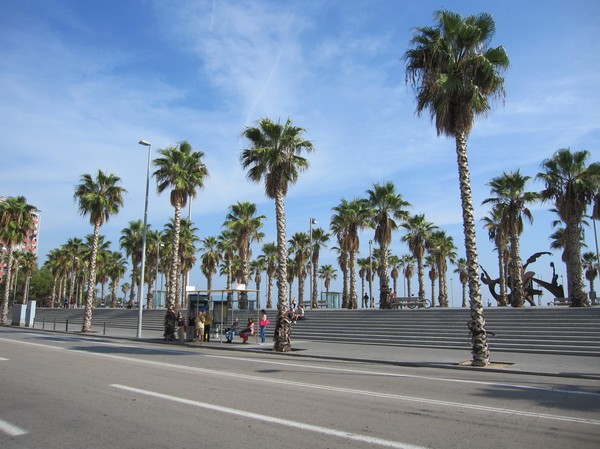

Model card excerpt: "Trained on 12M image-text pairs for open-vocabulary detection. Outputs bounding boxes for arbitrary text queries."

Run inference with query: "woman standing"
[259,309,270,344]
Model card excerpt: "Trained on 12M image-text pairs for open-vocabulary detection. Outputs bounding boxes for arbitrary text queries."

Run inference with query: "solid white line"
[0,418,28,437]
[3,336,600,426]
[111,384,427,449]
[0,357,9,361]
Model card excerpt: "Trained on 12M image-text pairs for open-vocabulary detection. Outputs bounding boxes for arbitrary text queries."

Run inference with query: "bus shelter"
[186,288,260,343]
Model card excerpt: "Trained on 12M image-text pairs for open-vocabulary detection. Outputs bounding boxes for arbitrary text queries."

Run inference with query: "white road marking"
[111,384,428,449]
[0,357,9,361]
[2,336,599,427]
[0,418,28,436]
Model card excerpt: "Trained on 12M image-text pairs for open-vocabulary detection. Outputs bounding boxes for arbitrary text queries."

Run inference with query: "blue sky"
[1,0,599,306]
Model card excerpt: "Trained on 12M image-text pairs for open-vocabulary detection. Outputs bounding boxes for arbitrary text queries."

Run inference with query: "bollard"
[42,318,45,330]
[103,322,106,336]
[53,319,56,331]
[65,319,69,332]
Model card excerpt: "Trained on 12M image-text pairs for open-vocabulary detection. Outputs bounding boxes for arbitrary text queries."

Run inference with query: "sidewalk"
[83,325,600,380]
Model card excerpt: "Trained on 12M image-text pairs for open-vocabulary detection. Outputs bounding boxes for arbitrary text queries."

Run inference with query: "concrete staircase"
[31,306,600,357]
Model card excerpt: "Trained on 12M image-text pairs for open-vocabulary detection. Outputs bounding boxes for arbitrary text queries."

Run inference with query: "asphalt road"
[1,327,599,449]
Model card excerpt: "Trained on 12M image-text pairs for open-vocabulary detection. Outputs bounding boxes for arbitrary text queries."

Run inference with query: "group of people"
[165,307,272,345]
[287,299,305,323]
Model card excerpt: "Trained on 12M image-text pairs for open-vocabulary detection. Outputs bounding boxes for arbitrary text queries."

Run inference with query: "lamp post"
[368,240,373,308]
[137,139,152,338]
[309,218,316,307]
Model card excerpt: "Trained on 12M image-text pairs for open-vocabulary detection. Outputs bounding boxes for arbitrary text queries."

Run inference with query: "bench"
[551,298,571,306]
[390,297,431,309]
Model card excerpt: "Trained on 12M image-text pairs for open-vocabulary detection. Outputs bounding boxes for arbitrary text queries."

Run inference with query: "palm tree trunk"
[567,217,587,306]
[455,132,489,366]
[274,189,291,352]
[510,224,524,307]
[167,205,182,309]
[82,222,100,333]
[379,242,391,308]
[349,250,358,309]
[311,253,319,309]
[497,248,507,306]
[1,246,14,324]
[417,256,425,302]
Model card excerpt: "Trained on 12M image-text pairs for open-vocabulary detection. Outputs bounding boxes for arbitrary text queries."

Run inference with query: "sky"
[1,0,599,307]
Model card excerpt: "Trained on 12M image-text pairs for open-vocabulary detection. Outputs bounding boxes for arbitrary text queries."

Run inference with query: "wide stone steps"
[31,307,600,356]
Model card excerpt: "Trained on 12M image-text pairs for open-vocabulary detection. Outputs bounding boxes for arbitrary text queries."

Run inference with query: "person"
[239,317,255,344]
[259,310,270,343]
[195,312,205,345]
[295,305,305,321]
[63,297,69,309]
[163,306,177,341]
[176,312,185,344]
[287,298,297,321]
[224,317,240,343]
[203,310,213,343]
[187,312,196,342]
[363,293,369,308]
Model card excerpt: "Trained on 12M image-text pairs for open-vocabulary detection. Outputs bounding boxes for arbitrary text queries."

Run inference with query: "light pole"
[309,218,316,307]
[137,139,152,338]
[368,240,373,308]
[12,264,22,304]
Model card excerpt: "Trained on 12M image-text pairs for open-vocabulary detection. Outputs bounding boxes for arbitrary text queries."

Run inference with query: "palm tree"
[175,218,200,308]
[483,171,538,307]
[366,181,411,309]
[402,214,437,304]
[223,201,265,308]
[388,254,401,298]
[43,249,62,308]
[0,196,37,323]
[429,230,457,307]
[309,228,330,309]
[200,236,220,301]
[537,149,600,306]
[120,283,131,307]
[217,229,236,304]
[250,257,266,307]
[120,220,144,308]
[481,207,509,306]
[286,258,296,306]
[404,10,509,365]
[357,257,370,307]
[454,257,469,307]
[145,229,163,309]
[425,254,438,307]
[19,251,37,305]
[318,264,337,303]
[582,251,598,301]
[240,117,314,352]
[74,170,126,332]
[288,232,310,307]
[154,141,209,308]
[105,251,127,308]
[258,242,277,309]
[331,198,373,309]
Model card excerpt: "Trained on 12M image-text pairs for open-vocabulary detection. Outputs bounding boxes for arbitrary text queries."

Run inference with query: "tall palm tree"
[288,232,310,307]
[389,254,401,298]
[425,254,438,307]
[145,229,163,309]
[318,264,337,304]
[250,257,266,308]
[0,196,37,323]
[357,257,370,307]
[454,257,469,307]
[223,201,265,308]
[404,10,509,365]
[429,230,457,307]
[258,242,277,309]
[483,171,538,307]
[402,255,415,298]
[74,170,126,332]
[481,207,509,306]
[19,251,37,305]
[330,241,349,308]
[537,149,600,306]
[154,141,208,308]
[240,117,314,352]
[309,228,330,309]
[43,248,62,308]
[104,251,127,308]
[217,229,236,303]
[402,214,437,304]
[120,220,144,308]
[200,236,220,301]
[582,251,598,301]
[366,181,411,308]
[331,198,373,309]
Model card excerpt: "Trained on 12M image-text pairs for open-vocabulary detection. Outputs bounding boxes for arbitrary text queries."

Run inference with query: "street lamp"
[309,218,316,307]
[137,139,152,338]
[368,240,373,308]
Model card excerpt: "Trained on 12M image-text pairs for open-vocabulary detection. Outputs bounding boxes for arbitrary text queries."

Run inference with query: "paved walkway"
[47,324,600,380]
